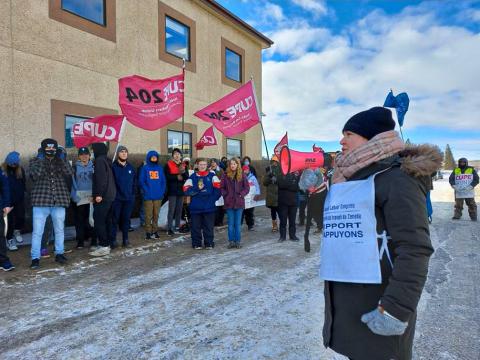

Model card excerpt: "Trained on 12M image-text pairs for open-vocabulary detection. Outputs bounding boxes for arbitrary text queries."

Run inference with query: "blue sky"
[217,0,480,160]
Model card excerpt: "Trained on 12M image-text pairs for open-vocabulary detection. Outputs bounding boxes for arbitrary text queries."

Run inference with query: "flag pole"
[112,116,127,163]
[181,58,186,156]
[250,76,270,160]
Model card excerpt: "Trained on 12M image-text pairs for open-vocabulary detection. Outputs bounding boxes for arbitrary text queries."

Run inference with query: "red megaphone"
[280,146,325,175]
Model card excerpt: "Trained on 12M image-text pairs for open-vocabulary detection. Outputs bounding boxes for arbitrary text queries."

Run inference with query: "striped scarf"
[333,131,405,184]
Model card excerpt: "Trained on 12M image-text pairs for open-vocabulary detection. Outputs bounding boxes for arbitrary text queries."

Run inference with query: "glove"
[361,307,408,336]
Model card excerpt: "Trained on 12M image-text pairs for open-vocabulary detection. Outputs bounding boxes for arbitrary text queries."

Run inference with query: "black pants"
[6,201,25,240]
[278,204,297,239]
[308,190,328,228]
[299,199,307,225]
[191,212,215,248]
[269,206,278,221]
[74,203,96,246]
[94,201,113,247]
[0,219,9,263]
[242,208,255,228]
[214,206,225,226]
[111,199,134,245]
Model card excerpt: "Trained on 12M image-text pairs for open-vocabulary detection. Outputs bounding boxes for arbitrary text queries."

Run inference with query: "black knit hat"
[172,148,183,156]
[41,138,58,151]
[342,107,395,140]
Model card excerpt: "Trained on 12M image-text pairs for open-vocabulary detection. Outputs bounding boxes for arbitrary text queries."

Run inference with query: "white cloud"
[264,2,285,22]
[261,4,480,158]
[292,0,328,17]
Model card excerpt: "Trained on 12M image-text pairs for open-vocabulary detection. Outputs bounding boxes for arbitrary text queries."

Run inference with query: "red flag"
[195,126,218,150]
[312,144,323,153]
[72,115,124,148]
[118,73,184,131]
[194,80,260,137]
[274,132,288,157]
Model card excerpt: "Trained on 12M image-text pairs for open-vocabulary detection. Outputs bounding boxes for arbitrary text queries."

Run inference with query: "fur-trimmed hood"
[398,144,443,178]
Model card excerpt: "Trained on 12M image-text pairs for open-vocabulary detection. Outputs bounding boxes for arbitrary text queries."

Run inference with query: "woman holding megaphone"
[321,107,441,360]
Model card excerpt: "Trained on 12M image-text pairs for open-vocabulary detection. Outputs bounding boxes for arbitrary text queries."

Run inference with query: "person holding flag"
[263,155,280,233]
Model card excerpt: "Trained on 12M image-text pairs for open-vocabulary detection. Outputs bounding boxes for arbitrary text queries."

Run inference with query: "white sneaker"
[13,230,23,243]
[89,246,111,257]
[6,239,18,251]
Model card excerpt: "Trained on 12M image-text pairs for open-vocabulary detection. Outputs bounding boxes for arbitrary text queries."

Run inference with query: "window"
[165,16,190,61]
[168,130,192,158]
[65,115,90,148]
[221,38,245,88]
[49,0,116,42]
[159,1,196,72]
[61,0,105,26]
[226,139,242,159]
[51,100,118,152]
[225,48,241,82]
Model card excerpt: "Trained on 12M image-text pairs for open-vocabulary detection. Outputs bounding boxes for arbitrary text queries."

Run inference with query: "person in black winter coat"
[2,152,26,251]
[321,107,440,360]
[89,143,116,257]
[164,148,189,236]
[277,171,300,242]
[0,170,13,271]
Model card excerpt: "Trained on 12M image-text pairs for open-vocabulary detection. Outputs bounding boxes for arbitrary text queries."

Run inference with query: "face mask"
[244,160,250,165]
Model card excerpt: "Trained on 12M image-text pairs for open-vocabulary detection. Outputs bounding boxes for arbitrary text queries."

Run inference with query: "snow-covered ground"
[0,176,478,359]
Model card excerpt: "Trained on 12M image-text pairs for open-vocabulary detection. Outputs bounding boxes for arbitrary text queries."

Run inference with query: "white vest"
[320,173,392,284]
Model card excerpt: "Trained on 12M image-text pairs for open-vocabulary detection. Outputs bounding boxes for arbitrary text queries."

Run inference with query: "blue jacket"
[183,171,221,214]
[139,151,166,201]
[0,170,11,209]
[112,160,136,201]
[5,166,25,204]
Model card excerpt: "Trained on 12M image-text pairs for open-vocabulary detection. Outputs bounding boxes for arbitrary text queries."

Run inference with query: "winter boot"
[271,220,278,233]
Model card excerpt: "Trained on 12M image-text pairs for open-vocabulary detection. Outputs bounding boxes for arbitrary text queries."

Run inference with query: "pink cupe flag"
[72,115,125,148]
[195,126,218,150]
[119,73,184,131]
[194,80,261,137]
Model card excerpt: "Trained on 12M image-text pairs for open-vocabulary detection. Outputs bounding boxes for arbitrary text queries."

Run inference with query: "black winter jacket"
[164,160,189,197]
[92,155,116,202]
[277,172,299,206]
[323,145,441,360]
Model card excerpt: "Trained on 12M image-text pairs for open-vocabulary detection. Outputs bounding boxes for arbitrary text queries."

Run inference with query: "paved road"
[0,198,478,359]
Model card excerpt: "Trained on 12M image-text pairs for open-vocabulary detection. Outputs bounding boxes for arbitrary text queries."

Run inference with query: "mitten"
[361,308,408,336]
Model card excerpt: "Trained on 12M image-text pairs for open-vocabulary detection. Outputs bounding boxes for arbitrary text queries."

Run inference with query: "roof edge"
[197,0,274,48]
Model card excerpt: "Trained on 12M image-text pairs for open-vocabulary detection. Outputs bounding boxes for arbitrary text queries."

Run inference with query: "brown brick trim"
[158,1,196,73]
[221,37,245,88]
[49,0,116,42]
[51,99,118,148]
[160,121,198,158]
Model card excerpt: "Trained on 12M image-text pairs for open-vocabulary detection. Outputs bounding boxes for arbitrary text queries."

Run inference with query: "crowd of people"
[0,139,333,272]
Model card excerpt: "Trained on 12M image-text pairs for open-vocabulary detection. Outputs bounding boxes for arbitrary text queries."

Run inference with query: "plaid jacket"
[29,157,73,208]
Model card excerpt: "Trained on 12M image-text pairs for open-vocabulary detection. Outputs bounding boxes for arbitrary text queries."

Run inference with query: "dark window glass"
[225,48,241,82]
[165,16,190,61]
[62,0,106,26]
[226,139,242,159]
[65,115,90,148]
[168,130,192,158]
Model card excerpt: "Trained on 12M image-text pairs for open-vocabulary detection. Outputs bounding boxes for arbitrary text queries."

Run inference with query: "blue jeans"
[226,208,243,243]
[31,207,65,259]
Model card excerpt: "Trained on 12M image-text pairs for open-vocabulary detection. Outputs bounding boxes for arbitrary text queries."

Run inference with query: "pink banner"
[194,80,260,137]
[274,132,288,157]
[195,126,218,150]
[72,115,124,148]
[119,73,184,131]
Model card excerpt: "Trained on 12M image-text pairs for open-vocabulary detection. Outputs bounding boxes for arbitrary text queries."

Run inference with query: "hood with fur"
[398,144,443,178]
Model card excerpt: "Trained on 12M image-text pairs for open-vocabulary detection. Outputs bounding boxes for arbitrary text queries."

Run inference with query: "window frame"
[51,100,118,154]
[160,121,198,158]
[159,1,196,73]
[167,130,193,159]
[49,0,116,42]
[61,0,106,26]
[165,15,191,62]
[225,138,243,160]
[221,37,245,88]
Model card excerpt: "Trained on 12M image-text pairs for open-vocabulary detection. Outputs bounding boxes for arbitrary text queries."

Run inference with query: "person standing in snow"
[241,165,261,231]
[321,107,441,360]
[449,157,478,221]
[262,155,280,233]
[164,148,188,236]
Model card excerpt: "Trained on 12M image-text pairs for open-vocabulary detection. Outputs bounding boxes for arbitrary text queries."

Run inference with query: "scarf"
[333,131,405,184]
